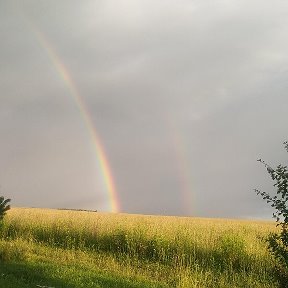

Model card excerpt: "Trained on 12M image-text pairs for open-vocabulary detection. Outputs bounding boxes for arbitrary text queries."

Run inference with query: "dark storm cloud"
[1,0,288,217]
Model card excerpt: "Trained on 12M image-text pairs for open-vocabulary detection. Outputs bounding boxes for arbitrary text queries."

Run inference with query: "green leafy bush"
[0,196,11,222]
[255,141,288,286]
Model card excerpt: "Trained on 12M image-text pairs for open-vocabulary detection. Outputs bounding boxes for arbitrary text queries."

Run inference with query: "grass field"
[0,208,279,287]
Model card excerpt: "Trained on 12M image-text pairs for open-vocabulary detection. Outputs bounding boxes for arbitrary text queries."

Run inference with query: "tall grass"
[0,208,279,287]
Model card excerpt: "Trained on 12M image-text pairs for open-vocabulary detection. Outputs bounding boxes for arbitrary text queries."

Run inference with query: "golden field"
[0,208,278,287]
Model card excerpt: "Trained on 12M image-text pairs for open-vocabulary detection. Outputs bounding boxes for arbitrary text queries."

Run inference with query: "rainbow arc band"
[32,27,120,213]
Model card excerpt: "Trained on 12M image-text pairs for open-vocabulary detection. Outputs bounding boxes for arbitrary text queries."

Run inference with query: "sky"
[1,0,288,219]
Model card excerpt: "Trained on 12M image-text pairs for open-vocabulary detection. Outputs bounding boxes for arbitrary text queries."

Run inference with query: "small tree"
[255,141,288,285]
[0,196,11,221]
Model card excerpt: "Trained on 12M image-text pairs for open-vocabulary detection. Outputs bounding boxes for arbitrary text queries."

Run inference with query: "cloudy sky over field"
[1,0,288,218]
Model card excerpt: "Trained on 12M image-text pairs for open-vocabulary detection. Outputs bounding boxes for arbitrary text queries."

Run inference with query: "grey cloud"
[1,0,288,217]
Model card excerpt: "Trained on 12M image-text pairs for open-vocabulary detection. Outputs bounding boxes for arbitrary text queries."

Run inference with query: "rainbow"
[30,26,120,213]
[167,120,194,215]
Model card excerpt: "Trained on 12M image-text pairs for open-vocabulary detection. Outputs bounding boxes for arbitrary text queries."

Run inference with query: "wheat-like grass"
[0,208,279,287]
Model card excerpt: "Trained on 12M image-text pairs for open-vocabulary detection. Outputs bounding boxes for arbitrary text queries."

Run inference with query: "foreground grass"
[0,208,279,287]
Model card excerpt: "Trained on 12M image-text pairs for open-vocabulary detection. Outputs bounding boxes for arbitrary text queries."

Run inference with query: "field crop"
[0,208,279,287]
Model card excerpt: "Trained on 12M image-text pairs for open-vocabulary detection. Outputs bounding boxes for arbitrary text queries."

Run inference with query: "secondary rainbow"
[31,26,120,213]
[167,119,194,215]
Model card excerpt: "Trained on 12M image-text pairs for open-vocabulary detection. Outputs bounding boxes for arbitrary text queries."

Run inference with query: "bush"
[255,141,288,286]
[0,196,11,222]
